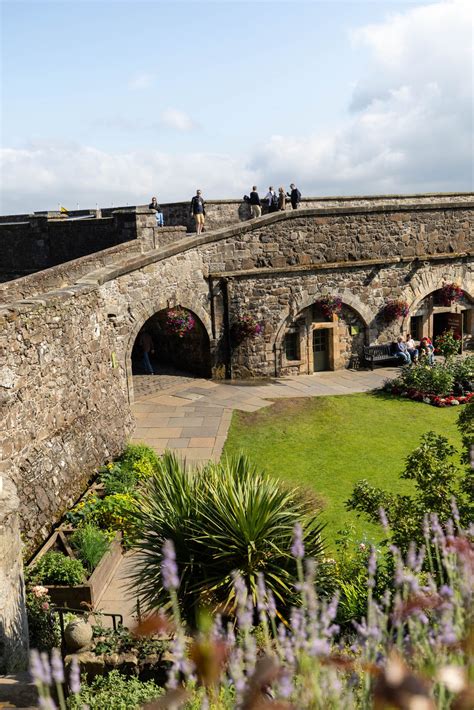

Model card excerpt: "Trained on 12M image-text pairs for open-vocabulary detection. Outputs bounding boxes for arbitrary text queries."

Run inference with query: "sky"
[0,0,472,214]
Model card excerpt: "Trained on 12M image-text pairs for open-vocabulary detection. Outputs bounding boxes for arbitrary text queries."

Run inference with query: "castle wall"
[1,198,472,547]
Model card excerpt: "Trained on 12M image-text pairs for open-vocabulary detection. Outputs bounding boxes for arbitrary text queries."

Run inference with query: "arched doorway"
[132,306,212,379]
[279,300,367,374]
[408,288,473,351]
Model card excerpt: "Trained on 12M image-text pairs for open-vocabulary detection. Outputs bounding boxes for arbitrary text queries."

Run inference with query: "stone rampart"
[160,192,474,232]
[1,196,473,546]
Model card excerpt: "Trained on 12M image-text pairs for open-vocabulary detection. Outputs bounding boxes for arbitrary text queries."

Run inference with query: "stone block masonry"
[1,195,472,550]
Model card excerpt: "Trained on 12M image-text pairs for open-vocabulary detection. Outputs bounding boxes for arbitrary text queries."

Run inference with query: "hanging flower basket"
[165,308,196,338]
[230,315,263,346]
[381,299,410,324]
[439,283,463,306]
[314,296,343,319]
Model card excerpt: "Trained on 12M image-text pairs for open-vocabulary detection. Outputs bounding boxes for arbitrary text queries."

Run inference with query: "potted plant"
[439,283,463,306]
[164,308,196,338]
[230,315,263,347]
[314,296,343,319]
[381,299,410,323]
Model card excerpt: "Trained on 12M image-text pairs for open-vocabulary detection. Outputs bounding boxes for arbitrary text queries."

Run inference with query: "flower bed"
[384,356,474,407]
[26,444,160,614]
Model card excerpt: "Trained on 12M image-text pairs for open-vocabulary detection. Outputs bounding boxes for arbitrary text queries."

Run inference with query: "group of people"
[245,184,302,219]
[148,184,302,235]
[395,334,435,366]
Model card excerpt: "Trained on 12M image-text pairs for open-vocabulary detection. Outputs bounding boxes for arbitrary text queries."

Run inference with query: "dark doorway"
[132,307,212,378]
[312,329,330,371]
[433,312,463,341]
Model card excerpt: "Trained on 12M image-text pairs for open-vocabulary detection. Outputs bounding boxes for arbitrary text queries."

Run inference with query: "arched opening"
[408,288,473,351]
[279,299,367,375]
[131,306,212,380]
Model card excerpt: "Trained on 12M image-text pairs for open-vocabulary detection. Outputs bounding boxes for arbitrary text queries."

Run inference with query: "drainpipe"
[220,277,233,379]
[208,276,216,340]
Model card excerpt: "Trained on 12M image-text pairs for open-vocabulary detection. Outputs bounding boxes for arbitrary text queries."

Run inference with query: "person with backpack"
[190,189,206,235]
[287,183,302,210]
[265,186,278,213]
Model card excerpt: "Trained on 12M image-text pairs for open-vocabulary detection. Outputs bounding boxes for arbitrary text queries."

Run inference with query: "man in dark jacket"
[287,183,302,210]
[190,189,206,234]
[249,186,261,219]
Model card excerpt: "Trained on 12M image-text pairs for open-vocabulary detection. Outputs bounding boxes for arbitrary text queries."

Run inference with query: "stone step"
[0,673,38,709]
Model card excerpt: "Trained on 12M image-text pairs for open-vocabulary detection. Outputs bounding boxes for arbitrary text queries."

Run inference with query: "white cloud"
[251,0,473,194]
[160,108,196,132]
[1,0,472,214]
[128,73,155,90]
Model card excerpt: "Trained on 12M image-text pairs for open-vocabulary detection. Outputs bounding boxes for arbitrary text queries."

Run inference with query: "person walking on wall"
[139,330,155,375]
[265,186,278,213]
[287,183,301,210]
[190,189,206,235]
[278,187,287,211]
[249,186,261,219]
[149,196,164,227]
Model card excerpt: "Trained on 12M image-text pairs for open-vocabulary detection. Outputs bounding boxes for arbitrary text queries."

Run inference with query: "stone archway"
[273,292,371,375]
[125,300,213,402]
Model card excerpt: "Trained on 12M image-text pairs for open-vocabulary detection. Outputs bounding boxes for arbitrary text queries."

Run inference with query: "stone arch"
[273,288,373,352]
[125,297,213,403]
[272,290,372,374]
[401,270,474,332]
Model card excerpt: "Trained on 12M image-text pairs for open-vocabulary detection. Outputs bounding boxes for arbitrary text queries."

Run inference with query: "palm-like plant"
[129,453,329,624]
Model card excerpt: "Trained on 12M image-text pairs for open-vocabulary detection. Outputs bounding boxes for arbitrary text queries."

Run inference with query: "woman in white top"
[406,333,419,363]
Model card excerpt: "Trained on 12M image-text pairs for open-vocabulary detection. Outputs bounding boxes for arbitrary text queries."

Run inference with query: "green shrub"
[398,362,454,395]
[346,431,473,552]
[30,551,86,586]
[67,670,162,710]
[65,492,101,528]
[130,452,329,623]
[453,355,474,389]
[25,585,60,651]
[100,462,138,496]
[70,524,111,574]
[118,443,161,481]
[435,329,461,360]
[90,493,139,546]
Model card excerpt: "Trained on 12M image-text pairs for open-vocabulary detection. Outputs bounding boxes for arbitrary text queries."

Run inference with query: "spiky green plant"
[129,452,329,623]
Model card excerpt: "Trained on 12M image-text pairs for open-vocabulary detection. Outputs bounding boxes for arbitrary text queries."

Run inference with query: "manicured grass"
[223,392,463,548]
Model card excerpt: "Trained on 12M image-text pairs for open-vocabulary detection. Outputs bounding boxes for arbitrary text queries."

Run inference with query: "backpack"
[272,193,278,207]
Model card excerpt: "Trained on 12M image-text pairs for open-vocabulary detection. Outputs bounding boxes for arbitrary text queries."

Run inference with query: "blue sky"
[1,0,472,212]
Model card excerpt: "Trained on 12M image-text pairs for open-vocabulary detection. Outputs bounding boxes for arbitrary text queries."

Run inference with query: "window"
[284,332,299,361]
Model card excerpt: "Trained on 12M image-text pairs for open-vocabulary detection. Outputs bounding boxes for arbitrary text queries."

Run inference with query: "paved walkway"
[99,366,399,625]
[131,367,399,464]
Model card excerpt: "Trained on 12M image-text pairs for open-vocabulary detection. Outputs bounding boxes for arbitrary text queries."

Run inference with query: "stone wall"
[1,196,472,545]
[0,476,29,673]
[160,192,474,232]
[0,208,187,285]
[2,286,134,551]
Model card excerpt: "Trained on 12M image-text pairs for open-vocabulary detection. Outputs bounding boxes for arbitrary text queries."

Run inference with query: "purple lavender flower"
[50,648,64,684]
[291,523,305,559]
[256,572,267,613]
[278,672,293,699]
[379,507,389,531]
[69,656,81,695]
[40,652,52,686]
[161,539,179,590]
[30,649,49,686]
[267,590,277,619]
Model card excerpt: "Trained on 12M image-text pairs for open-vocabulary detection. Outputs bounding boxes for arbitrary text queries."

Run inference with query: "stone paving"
[130,367,399,464]
[99,366,400,624]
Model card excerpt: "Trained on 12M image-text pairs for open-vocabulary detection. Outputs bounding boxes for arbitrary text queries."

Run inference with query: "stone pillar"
[0,474,29,673]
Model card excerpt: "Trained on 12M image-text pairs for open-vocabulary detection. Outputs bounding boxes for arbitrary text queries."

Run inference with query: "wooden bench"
[363,343,400,370]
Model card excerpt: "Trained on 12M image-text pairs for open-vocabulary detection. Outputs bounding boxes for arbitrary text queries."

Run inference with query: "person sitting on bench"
[394,336,411,364]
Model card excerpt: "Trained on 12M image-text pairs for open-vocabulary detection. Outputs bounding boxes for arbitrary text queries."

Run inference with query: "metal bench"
[363,343,400,370]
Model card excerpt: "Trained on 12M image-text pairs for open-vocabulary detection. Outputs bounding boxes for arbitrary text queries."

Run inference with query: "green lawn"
[222,392,463,548]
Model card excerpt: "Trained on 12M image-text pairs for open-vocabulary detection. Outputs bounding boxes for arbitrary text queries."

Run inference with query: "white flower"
[437,665,466,693]
[31,585,49,598]
[451,400,460,405]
